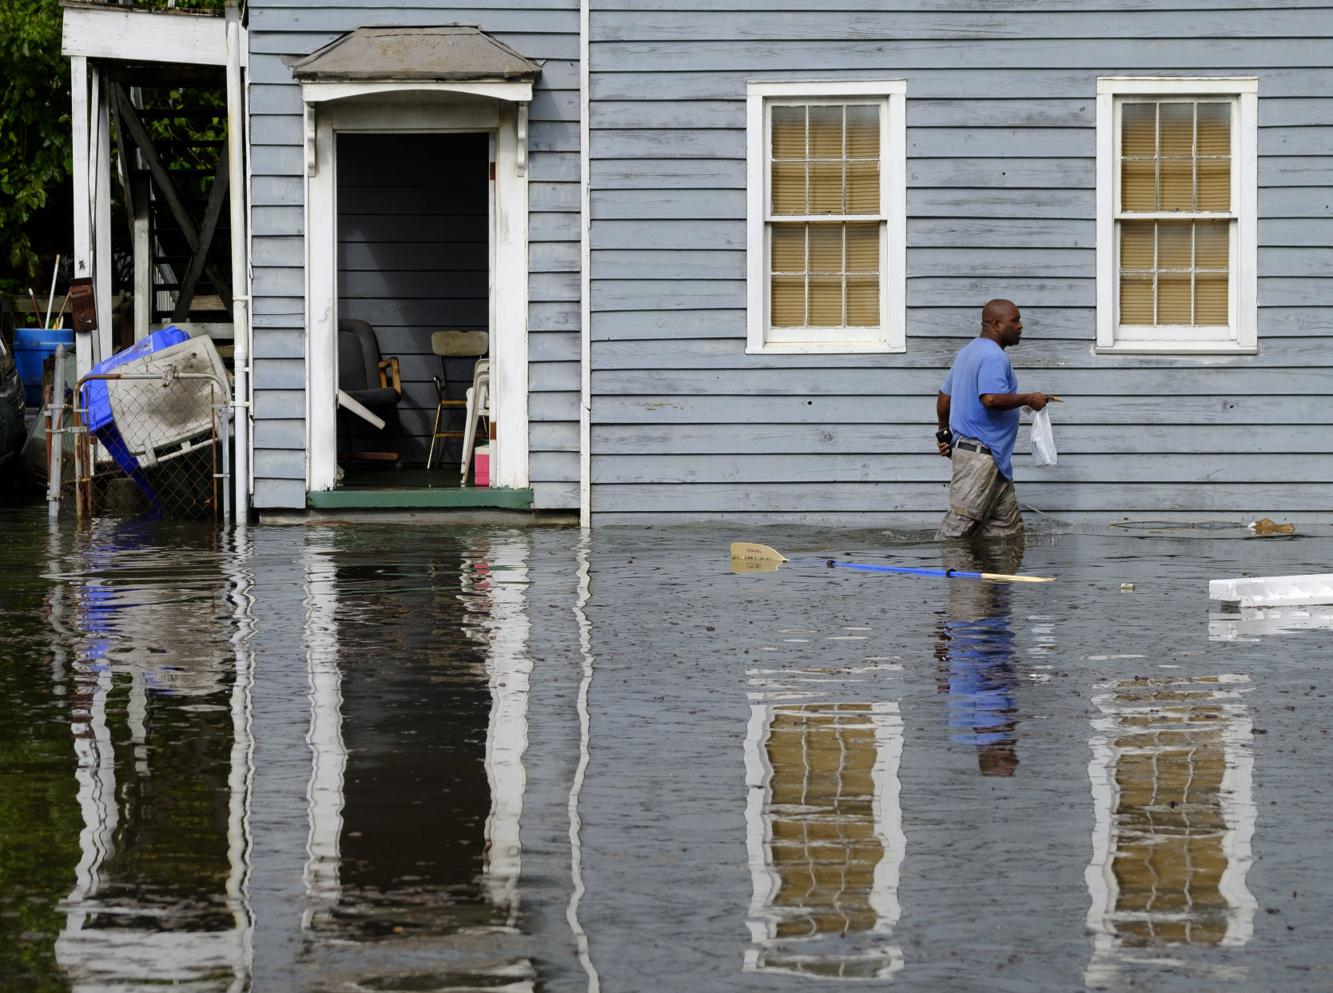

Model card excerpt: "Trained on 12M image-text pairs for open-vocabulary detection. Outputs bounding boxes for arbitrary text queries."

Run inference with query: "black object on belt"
[954,438,992,455]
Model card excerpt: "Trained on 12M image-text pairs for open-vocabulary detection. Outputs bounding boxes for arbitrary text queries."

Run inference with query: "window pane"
[1120,273,1155,324]
[1196,103,1230,156]
[772,105,806,159]
[1195,272,1229,324]
[1122,158,1157,212]
[809,161,844,214]
[846,276,879,327]
[1157,221,1192,269]
[1159,103,1193,156]
[771,223,805,272]
[808,275,842,326]
[1122,103,1157,157]
[1194,221,1229,271]
[808,224,843,272]
[772,161,807,215]
[845,223,879,272]
[845,161,880,214]
[1197,157,1230,212]
[1158,271,1192,324]
[1120,221,1155,270]
[771,276,806,327]
[845,104,879,158]
[809,105,843,158]
[1159,157,1193,211]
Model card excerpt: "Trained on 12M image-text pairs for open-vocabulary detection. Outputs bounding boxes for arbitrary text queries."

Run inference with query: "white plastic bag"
[1030,406,1058,467]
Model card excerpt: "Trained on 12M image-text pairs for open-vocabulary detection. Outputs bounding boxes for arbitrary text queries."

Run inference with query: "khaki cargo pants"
[936,438,1024,540]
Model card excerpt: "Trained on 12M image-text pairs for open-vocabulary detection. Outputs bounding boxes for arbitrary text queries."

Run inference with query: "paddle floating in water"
[729,542,1056,584]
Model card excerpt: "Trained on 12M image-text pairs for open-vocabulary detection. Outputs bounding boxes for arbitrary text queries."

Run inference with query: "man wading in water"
[935,299,1054,540]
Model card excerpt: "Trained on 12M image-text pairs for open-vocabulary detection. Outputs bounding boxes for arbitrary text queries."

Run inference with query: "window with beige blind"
[1096,78,1258,353]
[747,82,906,353]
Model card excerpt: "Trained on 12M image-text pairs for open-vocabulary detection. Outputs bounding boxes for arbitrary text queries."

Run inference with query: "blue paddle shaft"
[828,560,984,580]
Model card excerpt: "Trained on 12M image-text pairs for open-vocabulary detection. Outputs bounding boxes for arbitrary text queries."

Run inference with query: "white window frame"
[746,81,906,355]
[1096,77,1258,355]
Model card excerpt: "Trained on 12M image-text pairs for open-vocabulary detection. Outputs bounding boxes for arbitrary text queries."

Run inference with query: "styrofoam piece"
[104,335,231,463]
[1209,605,1333,642]
[1209,573,1333,608]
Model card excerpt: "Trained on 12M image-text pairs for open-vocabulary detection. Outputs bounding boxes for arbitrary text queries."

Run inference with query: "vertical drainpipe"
[226,0,250,526]
[578,0,591,527]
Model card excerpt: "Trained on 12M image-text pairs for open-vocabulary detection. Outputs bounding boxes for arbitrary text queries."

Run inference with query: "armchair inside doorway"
[336,318,402,463]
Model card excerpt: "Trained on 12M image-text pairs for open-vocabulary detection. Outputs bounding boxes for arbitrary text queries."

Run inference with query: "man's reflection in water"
[933,540,1024,777]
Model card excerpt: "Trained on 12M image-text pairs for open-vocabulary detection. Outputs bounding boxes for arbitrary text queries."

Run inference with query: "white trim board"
[62,3,246,67]
[745,80,906,356]
[302,86,530,492]
[1094,76,1258,356]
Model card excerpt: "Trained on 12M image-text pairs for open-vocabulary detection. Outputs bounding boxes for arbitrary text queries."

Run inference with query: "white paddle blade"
[730,542,788,574]
[981,572,1056,584]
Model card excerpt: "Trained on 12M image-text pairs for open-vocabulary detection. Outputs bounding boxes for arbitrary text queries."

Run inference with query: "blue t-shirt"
[940,337,1020,479]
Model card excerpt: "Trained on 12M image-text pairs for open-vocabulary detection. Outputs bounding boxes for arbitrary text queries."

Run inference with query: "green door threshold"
[307,487,534,511]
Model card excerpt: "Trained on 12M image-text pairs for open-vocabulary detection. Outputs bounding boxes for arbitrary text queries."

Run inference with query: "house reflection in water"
[744,701,905,980]
[1085,675,1257,984]
[300,534,535,986]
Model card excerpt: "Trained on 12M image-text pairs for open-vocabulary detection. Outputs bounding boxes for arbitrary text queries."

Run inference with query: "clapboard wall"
[247,1,581,509]
[586,0,1333,524]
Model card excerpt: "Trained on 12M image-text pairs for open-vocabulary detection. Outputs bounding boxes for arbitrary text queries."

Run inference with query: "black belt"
[954,438,991,455]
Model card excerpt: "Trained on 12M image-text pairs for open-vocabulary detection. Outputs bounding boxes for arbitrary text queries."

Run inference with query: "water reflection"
[934,541,1024,776]
[299,532,536,987]
[53,520,253,991]
[1085,675,1257,984]
[1209,604,1333,642]
[744,701,905,980]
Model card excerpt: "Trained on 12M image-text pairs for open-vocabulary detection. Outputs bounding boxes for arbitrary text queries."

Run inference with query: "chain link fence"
[50,366,232,522]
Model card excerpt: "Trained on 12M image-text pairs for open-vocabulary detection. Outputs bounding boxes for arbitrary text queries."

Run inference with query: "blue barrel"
[13,328,75,407]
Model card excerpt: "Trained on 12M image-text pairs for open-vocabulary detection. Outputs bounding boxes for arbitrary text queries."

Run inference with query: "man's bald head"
[982,298,1017,326]
[980,298,1024,348]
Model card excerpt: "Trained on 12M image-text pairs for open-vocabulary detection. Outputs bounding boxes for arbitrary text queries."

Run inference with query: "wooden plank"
[593,366,1333,396]
[251,419,305,450]
[590,8,1332,41]
[532,421,580,451]
[591,453,1333,485]
[910,217,1095,248]
[590,481,1333,514]
[530,330,580,361]
[910,187,1093,218]
[531,450,579,481]
[594,188,744,220]
[591,67,1333,102]
[1260,188,1333,218]
[591,335,1333,370]
[593,249,744,280]
[532,480,580,509]
[593,422,1333,455]
[908,247,1093,278]
[592,278,744,310]
[591,218,745,250]
[591,158,747,189]
[529,301,580,331]
[251,206,304,236]
[908,158,1093,189]
[253,478,307,510]
[253,449,307,480]
[63,4,233,65]
[587,39,1333,72]
[590,393,1324,425]
[910,128,1091,158]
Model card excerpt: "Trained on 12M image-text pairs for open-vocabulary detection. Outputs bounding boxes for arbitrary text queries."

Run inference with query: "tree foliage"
[0,0,69,293]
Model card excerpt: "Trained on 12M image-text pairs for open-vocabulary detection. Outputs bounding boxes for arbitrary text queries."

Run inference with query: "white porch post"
[94,70,113,364]
[493,102,529,490]
[70,56,92,378]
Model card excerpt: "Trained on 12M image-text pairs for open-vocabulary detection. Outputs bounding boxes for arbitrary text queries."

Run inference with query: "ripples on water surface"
[3,508,1333,991]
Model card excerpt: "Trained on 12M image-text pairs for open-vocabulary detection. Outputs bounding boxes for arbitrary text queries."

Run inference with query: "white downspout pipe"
[225,0,250,526]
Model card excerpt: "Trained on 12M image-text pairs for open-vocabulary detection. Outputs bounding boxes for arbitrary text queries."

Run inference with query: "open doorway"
[335,131,489,489]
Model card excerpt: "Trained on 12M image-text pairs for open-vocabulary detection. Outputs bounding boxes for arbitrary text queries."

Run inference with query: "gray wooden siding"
[587,0,1333,524]
[247,0,580,509]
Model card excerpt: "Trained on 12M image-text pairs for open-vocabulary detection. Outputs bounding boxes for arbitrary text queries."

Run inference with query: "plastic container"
[13,328,75,407]
[473,444,490,487]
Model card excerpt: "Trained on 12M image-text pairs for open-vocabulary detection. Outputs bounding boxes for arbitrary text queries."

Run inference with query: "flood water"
[3,507,1333,992]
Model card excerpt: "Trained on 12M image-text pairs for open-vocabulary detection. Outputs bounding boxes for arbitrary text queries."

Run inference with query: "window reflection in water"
[301,535,534,987]
[934,542,1024,777]
[744,702,904,980]
[1085,675,1257,983]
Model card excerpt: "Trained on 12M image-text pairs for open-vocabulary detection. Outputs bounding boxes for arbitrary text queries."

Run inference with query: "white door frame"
[302,84,531,492]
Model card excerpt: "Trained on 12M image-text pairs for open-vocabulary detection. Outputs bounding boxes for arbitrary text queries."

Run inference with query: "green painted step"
[307,487,533,511]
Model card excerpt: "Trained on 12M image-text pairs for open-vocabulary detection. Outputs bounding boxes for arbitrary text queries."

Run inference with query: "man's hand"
[935,428,952,458]
[937,438,952,458]
[1026,393,1050,411]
